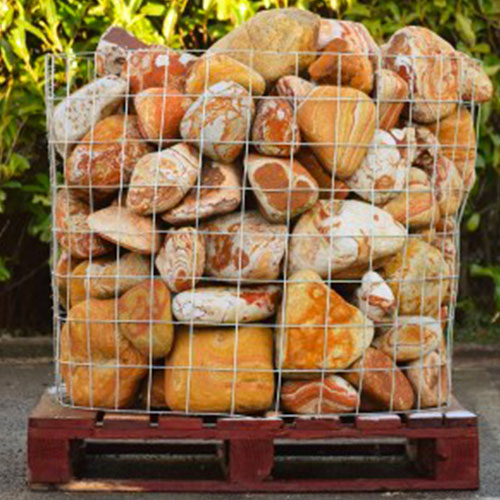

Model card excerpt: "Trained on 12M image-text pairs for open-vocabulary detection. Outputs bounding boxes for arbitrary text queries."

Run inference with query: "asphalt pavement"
[1,355,500,500]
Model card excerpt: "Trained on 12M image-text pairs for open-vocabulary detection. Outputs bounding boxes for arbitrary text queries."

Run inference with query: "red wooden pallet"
[27,388,479,492]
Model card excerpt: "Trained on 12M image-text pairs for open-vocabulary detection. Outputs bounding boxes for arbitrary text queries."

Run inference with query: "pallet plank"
[355,414,401,430]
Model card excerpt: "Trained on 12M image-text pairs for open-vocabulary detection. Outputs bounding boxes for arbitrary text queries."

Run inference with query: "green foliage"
[0,0,500,328]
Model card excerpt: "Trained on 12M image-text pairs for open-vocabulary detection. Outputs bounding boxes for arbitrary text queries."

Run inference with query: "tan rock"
[208,8,320,83]
[275,269,374,377]
[127,143,201,215]
[55,252,82,308]
[274,75,315,103]
[354,271,396,324]
[162,160,241,225]
[172,285,281,324]
[155,227,205,293]
[374,69,409,130]
[185,53,265,96]
[252,97,301,157]
[203,210,287,282]
[246,154,319,223]
[288,200,406,278]
[297,85,376,178]
[457,51,493,102]
[180,81,254,163]
[88,206,161,255]
[139,369,167,409]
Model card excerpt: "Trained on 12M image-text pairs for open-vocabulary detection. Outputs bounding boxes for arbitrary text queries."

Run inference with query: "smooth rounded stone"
[54,189,112,259]
[432,156,464,218]
[354,271,396,324]
[297,85,376,178]
[65,115,152,198]
[60,298,147,408]
[67,260,90,307]
[345,128,417,205]
[382,26,458,123]
[207,8,320,83]
[251,97,301,157]
[84,252,151,299]
[180,81,254,163]
[135,87,193,144]
[139,370,167,409]
[374,69,409,130]
[413,127,441,169]
[245,154,319,223]
[406,349,449,408]
[427,107,477,189]
[88,206,161,255]
[121,46,198,94]
[172,285,281,324]
[155,227,206,293]
[126,143,201,215]
[275,269,374,378]
[51,75,126,158]
[162,161,241,225]
[274,76,315,103]
[308,39,373,94]
[317,19,380,65]
[203,210,287,282]
[295,147,350,200]
[382,167,440,228]
[185,53,266,96]
[373,315,442,362]
[343,347,415,411]
[288,199,406,278]
[281,375,359,414]
[95,26,148,76]
[457,51,493,103]
[381,238,450,317]
[164,326,275,413]
[118,279,174,358]
[55,252,82,308]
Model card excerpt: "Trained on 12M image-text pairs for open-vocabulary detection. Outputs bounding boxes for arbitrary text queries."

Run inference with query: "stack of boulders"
[52,8,492,414]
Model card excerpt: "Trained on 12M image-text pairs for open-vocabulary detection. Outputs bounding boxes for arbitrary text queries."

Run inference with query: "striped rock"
[118,279,174,358]
[281,375,359,414]
[88,206,161,255]
[155,227,206,293]
[180,81,254,163]
[297,85,376,178]
[354,271,395,324]
[172,285,281,324]
[432,156,464,218]
[288,199,406,278]
[374,69,409,130]
[344,347,415,411]
[203,211,287,282]
[345,128,417,205]
[54,189,111,259]
[127,143,201,215]
[457,51,493,103]
[51,75,126,158]
[162,161,241,225]
[276,270,374,377]
[65,115,152,199]
[251,97,301,157]
[382,26,458,123]
[246,154,319,223]
[373,315,442,362]
[274,76,314,103]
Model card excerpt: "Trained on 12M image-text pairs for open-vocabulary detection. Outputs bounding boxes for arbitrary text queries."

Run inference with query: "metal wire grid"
[45,46,479,416]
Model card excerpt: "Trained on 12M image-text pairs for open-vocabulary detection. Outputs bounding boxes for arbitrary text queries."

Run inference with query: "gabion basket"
[46,32,482,417]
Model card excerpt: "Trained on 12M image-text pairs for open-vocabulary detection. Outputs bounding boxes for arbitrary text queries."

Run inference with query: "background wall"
[0,0,499,338]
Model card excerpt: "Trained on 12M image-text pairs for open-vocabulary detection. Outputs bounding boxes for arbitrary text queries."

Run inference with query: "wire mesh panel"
[46,17,490,417]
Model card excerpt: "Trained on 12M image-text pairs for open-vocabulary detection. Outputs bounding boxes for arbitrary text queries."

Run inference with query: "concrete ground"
[1,355,500,500]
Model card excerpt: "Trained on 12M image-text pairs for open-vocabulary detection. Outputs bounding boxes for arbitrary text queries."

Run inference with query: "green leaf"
[140,2,166,16]
[0,257,11,282]
[455,13,476,47]
[466,212,481,232]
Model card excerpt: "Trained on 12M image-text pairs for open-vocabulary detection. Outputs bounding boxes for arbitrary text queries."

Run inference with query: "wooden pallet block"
[27,388,479,492]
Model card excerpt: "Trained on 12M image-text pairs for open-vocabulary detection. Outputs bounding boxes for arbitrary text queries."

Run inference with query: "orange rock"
[309,38,373,94]
[65,115,152,198]
[118,279,174,358]
[135,87,192,144]
[344,348,415,411]
[139,369,167,409]
[60,298,147,408]
[457,51,493,103]
[121,46,197,94]
[252,97,301,157]
[275,270,374,377]
[55,252,82,309]
[374,69,409,130]
[164,326,274,413]
[246,154,318,222]
[54,189,112,259]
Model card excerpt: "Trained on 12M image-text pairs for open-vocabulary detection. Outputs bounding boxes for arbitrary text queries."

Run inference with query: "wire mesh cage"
[46,25,484,417]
